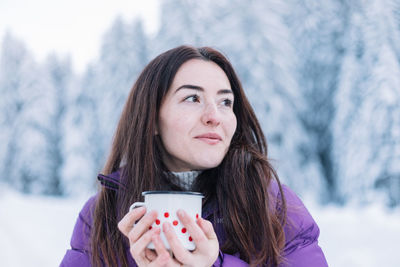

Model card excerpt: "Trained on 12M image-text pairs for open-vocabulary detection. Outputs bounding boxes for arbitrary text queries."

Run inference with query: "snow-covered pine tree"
[0,33,42,193]
[35,54,73,195]
[334,0,400,206]
[68,17,150,191]
[286,0,351,203]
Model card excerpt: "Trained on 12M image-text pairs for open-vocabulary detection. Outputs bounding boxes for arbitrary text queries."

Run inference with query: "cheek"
[173,116,193,134]
[160,115,191,144]
[226,115,237,140]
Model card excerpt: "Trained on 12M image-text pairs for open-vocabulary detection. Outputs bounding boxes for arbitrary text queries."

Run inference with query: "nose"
[201,103,221,126]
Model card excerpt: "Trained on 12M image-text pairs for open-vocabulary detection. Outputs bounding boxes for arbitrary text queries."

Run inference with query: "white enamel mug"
[129,191,204,250]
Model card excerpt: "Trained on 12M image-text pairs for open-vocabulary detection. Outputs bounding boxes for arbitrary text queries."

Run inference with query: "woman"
[61,45,328,266]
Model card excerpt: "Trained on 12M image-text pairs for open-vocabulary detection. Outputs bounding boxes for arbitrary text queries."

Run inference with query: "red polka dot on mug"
[156,219,160,225]
[164,212,169,218]
[181,227,187,234]
[173,220,178,226]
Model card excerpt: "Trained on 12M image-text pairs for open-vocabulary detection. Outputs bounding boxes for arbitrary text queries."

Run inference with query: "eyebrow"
[175,84,233,95]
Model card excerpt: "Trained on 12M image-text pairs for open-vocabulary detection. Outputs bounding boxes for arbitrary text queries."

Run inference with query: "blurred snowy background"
[1,0,400,266]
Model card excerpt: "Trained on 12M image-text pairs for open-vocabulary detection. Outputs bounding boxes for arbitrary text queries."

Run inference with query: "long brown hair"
[91,45,286,266]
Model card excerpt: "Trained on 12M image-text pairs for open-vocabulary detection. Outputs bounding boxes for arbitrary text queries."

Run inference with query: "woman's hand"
[118,207,219,267]
[118,207,171,266]
[163,209,220,267]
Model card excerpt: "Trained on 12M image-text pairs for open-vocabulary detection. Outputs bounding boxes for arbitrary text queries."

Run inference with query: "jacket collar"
[97,169,125,191]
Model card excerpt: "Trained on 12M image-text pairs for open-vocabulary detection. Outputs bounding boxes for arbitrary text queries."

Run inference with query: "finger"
[197,218,218,240]
[196,218,220,262]
[145,248,157,261]
[149,252,171,267]
[127,210,158,244]
[149,254,170,267]
[163,222,191,263]
[130,227,160,264]
[151,233,171,265]
[177,210,208,247]
[118,206,146,236]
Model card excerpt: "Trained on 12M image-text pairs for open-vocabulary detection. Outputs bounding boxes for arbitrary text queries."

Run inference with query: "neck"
[171,170,202,190]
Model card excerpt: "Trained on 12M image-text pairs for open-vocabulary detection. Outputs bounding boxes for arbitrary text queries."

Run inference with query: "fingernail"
[149,210,158,217]
[177,209,185,217]
[164,222,171,230]
[132,206,145,213]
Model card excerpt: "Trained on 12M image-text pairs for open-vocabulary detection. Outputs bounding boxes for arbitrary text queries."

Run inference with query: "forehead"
[170,59,231,90]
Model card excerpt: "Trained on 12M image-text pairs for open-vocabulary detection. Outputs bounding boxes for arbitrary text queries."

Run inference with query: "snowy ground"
[309,201,400,266]
[0,187,399,267]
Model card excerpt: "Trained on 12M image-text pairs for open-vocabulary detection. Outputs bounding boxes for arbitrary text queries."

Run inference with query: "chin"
[194,158,224,170]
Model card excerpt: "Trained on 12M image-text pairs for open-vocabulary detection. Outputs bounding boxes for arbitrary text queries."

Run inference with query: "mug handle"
[129,202,146,212]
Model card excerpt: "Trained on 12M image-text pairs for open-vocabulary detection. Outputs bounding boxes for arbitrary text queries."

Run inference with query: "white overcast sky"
[0,0,160,73]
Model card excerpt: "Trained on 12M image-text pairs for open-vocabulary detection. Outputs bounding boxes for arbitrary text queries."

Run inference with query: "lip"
[194,133,222,144]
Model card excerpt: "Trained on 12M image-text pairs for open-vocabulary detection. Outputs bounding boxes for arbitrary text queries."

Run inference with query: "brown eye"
[222,99,233,107]
[184,95,200,102]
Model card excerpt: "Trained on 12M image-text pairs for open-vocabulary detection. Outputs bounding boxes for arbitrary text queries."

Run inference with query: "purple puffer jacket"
[60,172,328,266]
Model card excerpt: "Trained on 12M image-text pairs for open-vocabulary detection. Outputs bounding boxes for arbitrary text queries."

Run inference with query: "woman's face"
[158,59,237,171]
